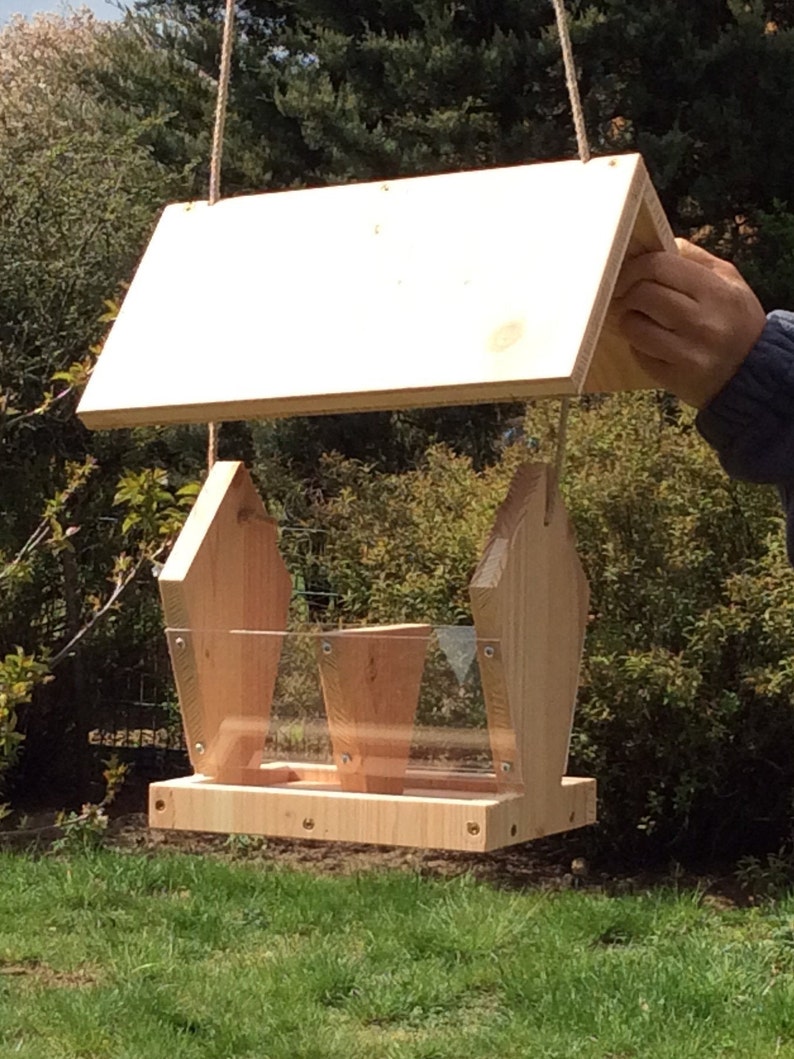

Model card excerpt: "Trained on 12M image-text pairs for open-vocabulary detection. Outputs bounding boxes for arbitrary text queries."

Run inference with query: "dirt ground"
[0,804,585,888]
[0,786,752,908]
[112,812,586,886]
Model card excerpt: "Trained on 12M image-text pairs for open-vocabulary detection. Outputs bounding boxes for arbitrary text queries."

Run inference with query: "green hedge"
[274,394,793,861]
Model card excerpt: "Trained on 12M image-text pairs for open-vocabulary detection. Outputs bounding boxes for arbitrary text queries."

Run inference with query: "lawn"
[2,849,794,1058]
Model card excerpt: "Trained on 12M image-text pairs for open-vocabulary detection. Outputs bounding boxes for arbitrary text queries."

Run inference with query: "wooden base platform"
[149,768,596,852]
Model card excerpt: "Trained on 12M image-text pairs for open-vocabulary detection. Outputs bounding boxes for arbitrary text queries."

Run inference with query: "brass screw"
[467,822,480,836]
[302,818,315,831]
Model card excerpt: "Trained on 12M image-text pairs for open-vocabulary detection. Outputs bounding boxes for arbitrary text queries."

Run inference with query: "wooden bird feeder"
[77,153,673,851]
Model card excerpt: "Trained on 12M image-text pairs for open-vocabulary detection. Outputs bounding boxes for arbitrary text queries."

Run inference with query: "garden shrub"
[553,395,792,860]
[281,394,793,861]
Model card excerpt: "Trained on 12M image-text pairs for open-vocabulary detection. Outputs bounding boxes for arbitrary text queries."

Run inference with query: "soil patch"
[105,813,752,907]
[0,959,98,988]
[1,775,753,908]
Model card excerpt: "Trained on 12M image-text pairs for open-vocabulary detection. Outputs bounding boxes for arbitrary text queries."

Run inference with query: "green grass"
[2,851,794,1057]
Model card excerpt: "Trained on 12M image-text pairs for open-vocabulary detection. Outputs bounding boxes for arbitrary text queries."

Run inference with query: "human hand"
[614,238,767,408]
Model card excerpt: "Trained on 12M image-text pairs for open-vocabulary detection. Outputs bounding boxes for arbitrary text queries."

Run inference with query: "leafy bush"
[277,394,793,861]
[309,445,526,625]
[552,395,791,860]
[0,14,206,797]
[0,650,51,801]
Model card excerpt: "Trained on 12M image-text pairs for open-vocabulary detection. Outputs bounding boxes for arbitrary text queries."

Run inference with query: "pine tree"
[124,0,794,470]
[134,0,794,301]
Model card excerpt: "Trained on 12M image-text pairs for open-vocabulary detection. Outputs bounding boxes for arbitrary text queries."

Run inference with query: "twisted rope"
[206,0,237,470]
[545,0,590,522]
[550,0,591,165]
[209,0,237,208]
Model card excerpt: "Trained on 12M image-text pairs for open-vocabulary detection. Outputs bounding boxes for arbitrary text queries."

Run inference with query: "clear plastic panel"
[165,625,518,796]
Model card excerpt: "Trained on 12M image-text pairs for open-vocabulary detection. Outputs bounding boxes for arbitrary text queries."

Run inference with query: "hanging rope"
[550,0,591,165]
[209,0,237,208]
[545,0,590,523]
[206,0,237,470]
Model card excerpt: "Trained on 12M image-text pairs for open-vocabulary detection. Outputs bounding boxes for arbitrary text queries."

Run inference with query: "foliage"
[52,753,130,854]
[735,200,794,314]
[2,1,794,866]
[736,845,794,900]
[52,801,110,855]
[113,471,200,544]
[306,444,525,625]
[0,13,205,798]
[131,0,794,298]
[277,395,792,860]
[117,0,794,554]
[537,396,792,860]
[0,650,52,808]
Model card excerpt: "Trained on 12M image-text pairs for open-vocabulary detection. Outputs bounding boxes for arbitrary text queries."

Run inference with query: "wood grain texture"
[149,775,497,851]
[229,761,502,793]
[78,154,673,430]
[470,463,591,833]
[317,624,432,794]
[490,776,597,846]
[148,774,594,850]
[159,461,292,779]
[583,176,675,393]
[150,461,598,848]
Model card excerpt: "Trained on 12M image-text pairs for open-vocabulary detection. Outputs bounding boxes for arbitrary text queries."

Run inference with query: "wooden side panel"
[470,464,590,829]
[159,461,292,778]
[490,776,597,846]
[584,176,676,393]
[317,624,432,794]
[77,153,675,430]
[148,774,595,850]
[149,774,498,851]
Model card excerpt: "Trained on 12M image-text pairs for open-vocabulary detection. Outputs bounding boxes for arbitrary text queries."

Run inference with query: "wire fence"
[84,524,341,774]
[86,634,187,775]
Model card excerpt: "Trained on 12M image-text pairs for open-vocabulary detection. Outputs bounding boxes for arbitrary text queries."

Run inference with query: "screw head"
[484,645,495,659]
[195,742,205,755]
[500,761,513,773]
[302,818,315,831]
[175,637,186,651]
[466,822,481,836]
[322,640,332,655]
[340,753,352,765]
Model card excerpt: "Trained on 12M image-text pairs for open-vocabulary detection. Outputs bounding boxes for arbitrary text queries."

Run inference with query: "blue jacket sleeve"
[695,310,794,563]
